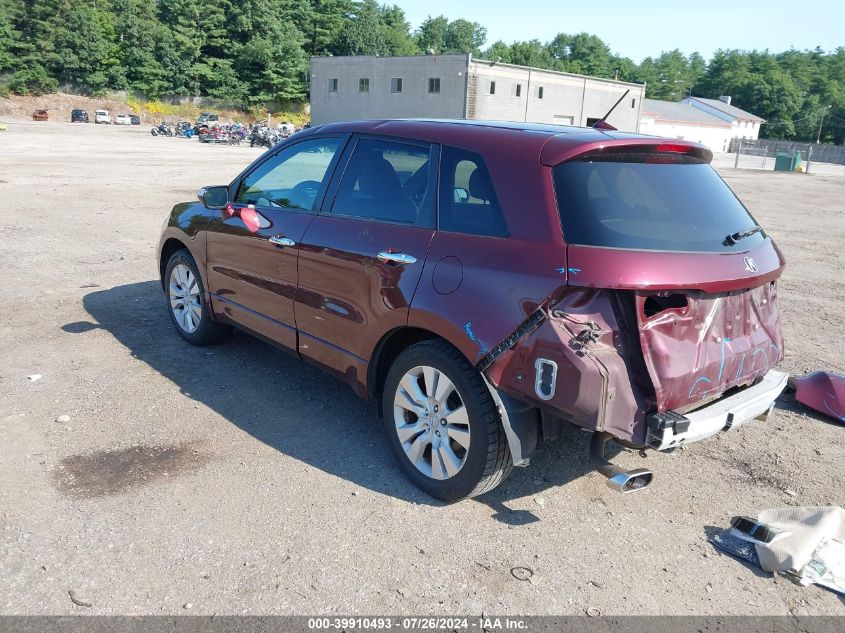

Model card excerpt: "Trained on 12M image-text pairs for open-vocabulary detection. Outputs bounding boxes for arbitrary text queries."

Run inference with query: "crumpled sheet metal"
[792,371,845,423]
[485,288,652,444]
[636,283,784,412]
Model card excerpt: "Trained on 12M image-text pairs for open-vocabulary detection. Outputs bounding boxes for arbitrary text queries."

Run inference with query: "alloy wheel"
[393,365,471,480]
[169,263,201,334]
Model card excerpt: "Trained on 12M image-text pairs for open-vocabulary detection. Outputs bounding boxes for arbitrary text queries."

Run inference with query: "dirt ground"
[0,121,843,616]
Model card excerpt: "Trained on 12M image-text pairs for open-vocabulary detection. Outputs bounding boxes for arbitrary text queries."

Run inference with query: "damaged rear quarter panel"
[484,289,653,444]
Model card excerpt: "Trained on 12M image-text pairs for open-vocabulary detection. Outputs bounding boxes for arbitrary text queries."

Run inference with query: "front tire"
[382,340,512,502]
[164,249,230,345]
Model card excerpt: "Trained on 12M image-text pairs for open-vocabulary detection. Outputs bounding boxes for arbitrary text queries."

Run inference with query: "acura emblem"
[744,256,758,273]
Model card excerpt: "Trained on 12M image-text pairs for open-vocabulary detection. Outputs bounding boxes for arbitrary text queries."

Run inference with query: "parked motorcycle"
[150,122,173,137]
[249,125,280,148]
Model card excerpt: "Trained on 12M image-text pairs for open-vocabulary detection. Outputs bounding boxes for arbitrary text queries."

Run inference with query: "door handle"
[377,251,417,265]
[269,235,296,247]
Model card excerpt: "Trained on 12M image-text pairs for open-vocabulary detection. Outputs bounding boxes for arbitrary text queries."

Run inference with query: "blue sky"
[397,0,844,62]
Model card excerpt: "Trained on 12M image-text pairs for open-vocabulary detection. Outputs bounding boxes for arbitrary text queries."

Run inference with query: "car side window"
[330,138,433,225]
[235,138,342,211]
[438,147,508,237]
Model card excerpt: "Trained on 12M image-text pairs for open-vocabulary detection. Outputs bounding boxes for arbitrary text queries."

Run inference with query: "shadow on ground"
[72,281,620,518]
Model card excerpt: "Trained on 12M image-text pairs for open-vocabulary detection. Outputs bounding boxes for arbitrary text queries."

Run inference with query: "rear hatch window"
[553,147,766,253]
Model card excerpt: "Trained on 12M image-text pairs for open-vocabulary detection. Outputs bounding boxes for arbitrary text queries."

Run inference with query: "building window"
[538,86,544,99]
[489,81,496,95]
[329,78,338,93]
[428,77,441,94]
[631,98,636,108]
[390,77,403,93]
[515,84,522,97]
[359,78,369,93]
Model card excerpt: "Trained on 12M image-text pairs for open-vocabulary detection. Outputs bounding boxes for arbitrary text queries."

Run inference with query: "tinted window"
[236,138,342,211]
[553,159,765,252]
[331,138,433,225]
[438,147,507,237]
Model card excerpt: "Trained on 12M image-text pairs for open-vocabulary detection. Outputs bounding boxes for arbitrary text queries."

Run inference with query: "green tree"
[443,19,486,54]
[111,0,171,96]
[51,3,123,93]
[330,0,385,55]
[157,0,204,94]
[416,15,448,54]
[301,0,353,55]
[484,41,513,64]
[638,50,697,100]
[548,33,613,76]
[8,63,57,95]
[377,4,417,56]
[507,40,552,68]
[0,0,21,72]
[235,18,308,104]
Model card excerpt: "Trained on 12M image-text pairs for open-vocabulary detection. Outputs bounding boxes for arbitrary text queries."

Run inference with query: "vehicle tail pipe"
[590,432,653,493]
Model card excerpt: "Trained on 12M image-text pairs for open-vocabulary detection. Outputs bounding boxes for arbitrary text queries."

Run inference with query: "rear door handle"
[377,251,417,265]
[269,235,296,247]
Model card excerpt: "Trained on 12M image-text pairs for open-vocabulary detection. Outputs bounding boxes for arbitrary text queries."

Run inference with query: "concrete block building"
[309,54,645,132]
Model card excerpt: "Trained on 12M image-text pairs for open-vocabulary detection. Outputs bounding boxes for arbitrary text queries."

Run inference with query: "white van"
[94,110,111,124]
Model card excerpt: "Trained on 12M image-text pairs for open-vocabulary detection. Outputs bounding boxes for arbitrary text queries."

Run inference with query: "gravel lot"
[1,121,843,616]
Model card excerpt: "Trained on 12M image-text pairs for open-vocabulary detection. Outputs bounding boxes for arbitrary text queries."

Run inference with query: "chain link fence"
[731,138,845,175]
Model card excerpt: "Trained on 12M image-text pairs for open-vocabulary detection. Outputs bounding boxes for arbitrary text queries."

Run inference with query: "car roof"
[303,119,705,165]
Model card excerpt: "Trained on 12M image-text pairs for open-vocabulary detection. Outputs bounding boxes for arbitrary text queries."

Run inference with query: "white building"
[309,54,645,132]
[639,99,734,152]
[679,96,764,141]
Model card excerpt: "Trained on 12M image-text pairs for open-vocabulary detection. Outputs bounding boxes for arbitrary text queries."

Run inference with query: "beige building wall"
[309,54,645,132]
[468,60,644,131]
[310,55,469,125]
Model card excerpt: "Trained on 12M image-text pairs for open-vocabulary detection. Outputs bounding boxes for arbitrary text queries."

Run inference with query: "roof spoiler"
[591,89,630,131]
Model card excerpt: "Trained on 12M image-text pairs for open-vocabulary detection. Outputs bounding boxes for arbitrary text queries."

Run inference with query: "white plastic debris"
[27,374,42,382]
[799,538,844,595]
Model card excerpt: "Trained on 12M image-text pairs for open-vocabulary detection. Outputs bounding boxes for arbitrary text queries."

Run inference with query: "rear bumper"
[646,369,789,450]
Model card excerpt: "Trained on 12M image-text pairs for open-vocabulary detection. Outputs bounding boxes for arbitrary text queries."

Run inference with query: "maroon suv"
[157,119,787,501]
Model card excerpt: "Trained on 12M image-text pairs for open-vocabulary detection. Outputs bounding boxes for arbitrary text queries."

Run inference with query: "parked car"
[130,115,141,126]
[196,112,219,126]
[32,110,48,121]
[157,120,787,501]
[71,109,89,123]
[115,113,132,126]
[94,110,111,124]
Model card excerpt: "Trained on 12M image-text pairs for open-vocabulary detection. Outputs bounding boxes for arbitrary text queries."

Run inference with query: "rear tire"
[164,249,230,346]
[382,339,512,502]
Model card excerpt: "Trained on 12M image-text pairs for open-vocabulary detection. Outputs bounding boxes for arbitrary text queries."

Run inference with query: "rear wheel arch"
[369,327,443,413]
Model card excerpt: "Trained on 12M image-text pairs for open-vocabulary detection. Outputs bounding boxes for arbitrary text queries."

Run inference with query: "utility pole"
[816,104,831,144]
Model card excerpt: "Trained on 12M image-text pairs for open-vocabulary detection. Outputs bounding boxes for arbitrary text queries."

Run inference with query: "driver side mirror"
[453,187,469,203]
[197,185,229,209]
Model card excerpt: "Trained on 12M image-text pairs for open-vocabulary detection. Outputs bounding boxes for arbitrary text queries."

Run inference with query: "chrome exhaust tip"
[605,467,653,493]
[590,432,653,494]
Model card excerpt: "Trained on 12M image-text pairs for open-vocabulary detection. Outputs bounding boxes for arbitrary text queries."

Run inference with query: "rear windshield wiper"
[724,226,763,246]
